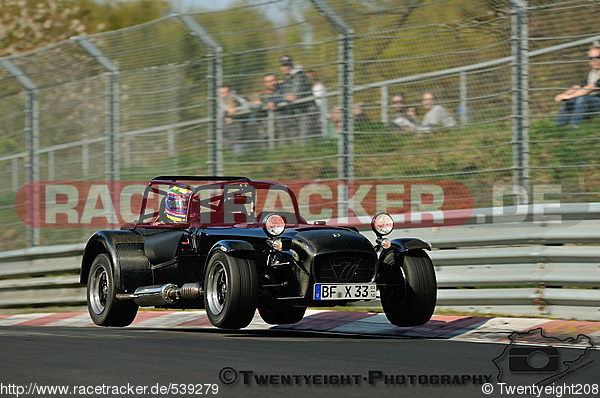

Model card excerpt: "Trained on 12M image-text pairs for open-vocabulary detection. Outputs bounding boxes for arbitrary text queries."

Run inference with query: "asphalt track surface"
[1,325,598,398]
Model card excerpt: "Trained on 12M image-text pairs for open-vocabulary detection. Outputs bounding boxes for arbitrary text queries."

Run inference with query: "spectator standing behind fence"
[263,72,286,111]
[262,72,292,140]
[219,84,250,154]
[555,46,600,128]
[389,93,418,132]
[247,92,265,150]
[417,91,456,133]
[307,69,327,136]
[279,55,320,144]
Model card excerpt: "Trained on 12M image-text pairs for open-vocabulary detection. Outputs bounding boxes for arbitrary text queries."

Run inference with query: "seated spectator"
[353,102,371,124]
[555,46,600,127]
[389,93,418,132]
[417,91,456,132]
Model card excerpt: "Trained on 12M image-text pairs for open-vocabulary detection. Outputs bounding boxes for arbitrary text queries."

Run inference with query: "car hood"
[284,227,374,256]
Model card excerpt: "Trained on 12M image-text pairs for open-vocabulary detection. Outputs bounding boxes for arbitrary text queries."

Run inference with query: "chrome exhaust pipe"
[178,282,203,300]
[133,284,178,306]
[116,283,204,306]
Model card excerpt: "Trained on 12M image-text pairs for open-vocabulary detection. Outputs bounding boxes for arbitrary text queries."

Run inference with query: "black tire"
[87,253,138,327]
[258,304,306,325]
[203,252,258,329]
[380,249,436,327]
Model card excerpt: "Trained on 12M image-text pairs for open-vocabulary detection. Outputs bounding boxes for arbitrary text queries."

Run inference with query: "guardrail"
[0,244,85,308]
[0,204,598,320]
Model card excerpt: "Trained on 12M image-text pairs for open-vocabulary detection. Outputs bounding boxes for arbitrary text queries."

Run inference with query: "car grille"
[314,253,375,283]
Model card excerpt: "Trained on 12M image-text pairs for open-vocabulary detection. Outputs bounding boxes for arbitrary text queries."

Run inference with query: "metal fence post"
[167,128,177,173]
[459,71,468,125]
[319,96,329,137]
[75,36,119,225]
[267,109,275,149]
[381,85,388,125]
[339,32,355,184]
[310,0,353,219]
[0,59,40,246]
[180,15,223,176]
[510,0,530,205]
[107,71,120,184]
[82,144,89,177]
[123,136,131,169]
[12,158,19,192]
[167,128,176,159]
[47,151,55,181]
[75,37,119,184]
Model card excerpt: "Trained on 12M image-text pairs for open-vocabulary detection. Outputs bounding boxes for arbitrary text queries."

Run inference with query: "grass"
[192,117,600,207]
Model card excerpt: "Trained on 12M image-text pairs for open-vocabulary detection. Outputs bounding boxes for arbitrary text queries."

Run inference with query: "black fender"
[203,240,256,286]
[206,240,256,261]
[376,238,431,282]
[80,230,151,293]
[388,238,431,253]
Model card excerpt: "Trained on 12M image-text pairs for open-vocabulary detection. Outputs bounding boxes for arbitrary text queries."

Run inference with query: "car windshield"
[136,179,304,227]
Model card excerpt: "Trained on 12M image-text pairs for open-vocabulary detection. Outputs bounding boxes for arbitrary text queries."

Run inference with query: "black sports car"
[80,176,437,329]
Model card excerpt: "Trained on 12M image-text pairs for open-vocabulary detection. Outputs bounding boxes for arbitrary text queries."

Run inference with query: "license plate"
[313,283,377,300]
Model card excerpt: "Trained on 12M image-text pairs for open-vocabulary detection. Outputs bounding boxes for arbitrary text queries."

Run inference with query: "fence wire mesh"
[0,0,599,249]
[188,1,342,179]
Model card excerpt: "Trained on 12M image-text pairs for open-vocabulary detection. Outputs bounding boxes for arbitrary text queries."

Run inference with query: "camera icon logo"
[508,346,560,373]
[493,328,594,386]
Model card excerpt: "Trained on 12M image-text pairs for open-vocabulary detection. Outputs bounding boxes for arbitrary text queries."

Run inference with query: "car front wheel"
[87,253,138,327]
[379,249,436,327]
[203,252,258,329]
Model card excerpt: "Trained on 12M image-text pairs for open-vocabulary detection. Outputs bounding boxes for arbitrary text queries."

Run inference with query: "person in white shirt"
[417,91,456,133]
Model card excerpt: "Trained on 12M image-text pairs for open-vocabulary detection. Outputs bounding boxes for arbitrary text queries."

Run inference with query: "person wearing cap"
[279,55,320,144]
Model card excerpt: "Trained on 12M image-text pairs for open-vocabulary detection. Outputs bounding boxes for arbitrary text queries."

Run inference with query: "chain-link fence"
[1,0,599,249]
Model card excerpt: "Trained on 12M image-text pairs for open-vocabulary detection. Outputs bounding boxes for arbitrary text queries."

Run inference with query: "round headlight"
[263,214,285,236]
[372,213,394,236]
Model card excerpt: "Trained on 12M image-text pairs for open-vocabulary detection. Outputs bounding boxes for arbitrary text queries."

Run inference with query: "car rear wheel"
[204,252,258,329]
[379,249,436,327]
[87,253,138,327]
[258,304,306,325]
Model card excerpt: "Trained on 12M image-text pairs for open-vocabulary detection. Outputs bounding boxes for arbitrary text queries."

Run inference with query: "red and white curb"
[1,310,598,347]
